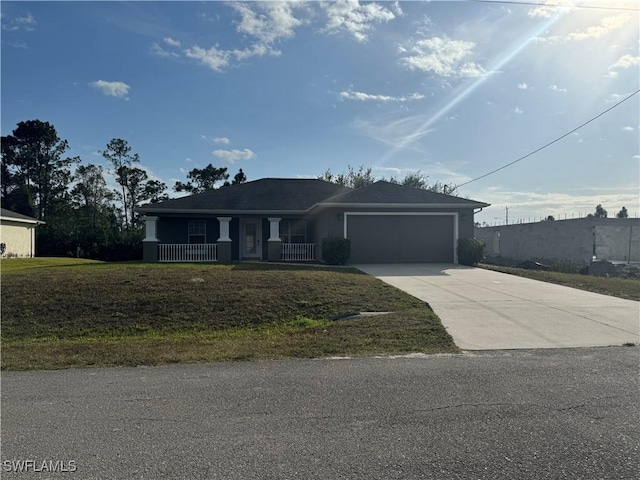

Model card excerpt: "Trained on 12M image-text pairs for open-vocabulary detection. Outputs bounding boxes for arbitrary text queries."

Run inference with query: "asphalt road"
[2,347,639,479]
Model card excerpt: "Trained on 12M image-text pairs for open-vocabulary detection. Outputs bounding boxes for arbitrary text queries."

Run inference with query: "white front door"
[240,219,262,259]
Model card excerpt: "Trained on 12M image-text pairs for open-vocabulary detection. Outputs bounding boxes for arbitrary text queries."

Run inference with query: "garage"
[346,213,456,264]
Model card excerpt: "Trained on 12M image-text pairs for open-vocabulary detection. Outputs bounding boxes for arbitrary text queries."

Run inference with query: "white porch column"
[143,216,159,242]
[268,218,281,241]
[217,217,232,242]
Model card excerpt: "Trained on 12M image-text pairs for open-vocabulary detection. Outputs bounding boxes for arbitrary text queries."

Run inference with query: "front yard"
[1,259,457,370]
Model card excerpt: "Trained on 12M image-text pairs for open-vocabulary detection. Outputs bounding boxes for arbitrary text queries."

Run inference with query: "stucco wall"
[1,221,36,258]
[475,218,640,265]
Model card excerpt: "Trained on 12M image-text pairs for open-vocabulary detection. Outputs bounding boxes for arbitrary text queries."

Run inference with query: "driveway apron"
[355,264,640,350]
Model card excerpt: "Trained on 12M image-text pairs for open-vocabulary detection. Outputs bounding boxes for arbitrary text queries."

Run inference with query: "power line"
[469,0,640,11]
[458,89,640,188]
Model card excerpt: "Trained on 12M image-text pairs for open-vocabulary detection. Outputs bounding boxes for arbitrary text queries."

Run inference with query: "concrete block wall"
[475,218,640,265]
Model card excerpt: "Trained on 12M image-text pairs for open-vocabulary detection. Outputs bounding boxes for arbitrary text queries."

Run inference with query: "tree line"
[1,119,245,259]
[318,165,459,194]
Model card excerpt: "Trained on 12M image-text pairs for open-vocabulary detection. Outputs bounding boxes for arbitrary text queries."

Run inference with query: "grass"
[479,264,640,301]
[1,259,457,370]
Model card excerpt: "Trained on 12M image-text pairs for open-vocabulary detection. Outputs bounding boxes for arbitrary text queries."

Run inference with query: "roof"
[319,181,489,208]
[138,178,489,214]
[138,178,352,214]
[0,208,44,224]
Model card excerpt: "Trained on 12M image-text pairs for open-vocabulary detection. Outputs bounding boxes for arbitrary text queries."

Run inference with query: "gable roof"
[138,178,352,214]
[0,208,44,224]
[319,181,489,208]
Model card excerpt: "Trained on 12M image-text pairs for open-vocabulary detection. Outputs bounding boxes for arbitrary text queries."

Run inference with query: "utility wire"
[458,89,640,188]
[469,0,640,11]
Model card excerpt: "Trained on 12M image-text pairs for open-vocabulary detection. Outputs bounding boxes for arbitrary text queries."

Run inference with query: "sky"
[1,0,639,226]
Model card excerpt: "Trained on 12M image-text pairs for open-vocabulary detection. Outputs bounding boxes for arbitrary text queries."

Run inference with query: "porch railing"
[159,244,217,262]
[281,243,316,262]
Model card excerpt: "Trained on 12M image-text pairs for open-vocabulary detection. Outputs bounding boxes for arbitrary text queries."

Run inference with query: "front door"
[240,219,262,259]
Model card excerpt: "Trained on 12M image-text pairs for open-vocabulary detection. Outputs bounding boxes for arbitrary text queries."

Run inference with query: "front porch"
[144,216,318,263]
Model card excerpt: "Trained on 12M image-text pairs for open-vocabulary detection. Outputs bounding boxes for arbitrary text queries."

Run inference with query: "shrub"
[321,237,351,265]
[457,238,486,266]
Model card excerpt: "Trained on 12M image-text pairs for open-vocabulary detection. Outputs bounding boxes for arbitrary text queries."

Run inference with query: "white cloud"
[634,155,640,160]
[2,12,37,31]
[400,37,485,78]
[518,83,529,90]
[232,2,304,44]
[339,90,424,102]
[151,43,178,58]
[350,112,437,152]
[474,186,639,223]
[214,137,230,144]
[527,2,571,19]
[548,84,567,92]
[322,0,396,43]
[212,148,256,163]
[608,54,640,71]
[622,126,635,131]
[232,43,279,61]
[184,45,230,72]
[91,80,130,99]
[537,13,631,44]
[514,106,524,114]
[163,37,181,48]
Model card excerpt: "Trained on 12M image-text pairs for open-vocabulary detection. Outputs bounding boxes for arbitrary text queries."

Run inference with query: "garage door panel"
[347,215,454,264]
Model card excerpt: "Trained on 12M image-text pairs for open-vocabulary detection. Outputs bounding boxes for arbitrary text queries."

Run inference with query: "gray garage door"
[347,215,454,264]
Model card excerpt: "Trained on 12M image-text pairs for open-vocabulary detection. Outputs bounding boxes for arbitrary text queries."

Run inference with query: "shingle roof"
[138,178,489,214]
[0,208,42,223]
[320,181,489,207]
[138,178,353,213]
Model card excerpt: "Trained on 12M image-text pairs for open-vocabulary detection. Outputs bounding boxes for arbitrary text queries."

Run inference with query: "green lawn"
[1,259,458,370]
[479,264,640,301]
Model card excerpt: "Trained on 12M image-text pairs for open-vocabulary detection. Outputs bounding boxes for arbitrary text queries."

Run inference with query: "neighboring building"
[475,218,640,265]
[137,178,489,264]
[0,208,44,258]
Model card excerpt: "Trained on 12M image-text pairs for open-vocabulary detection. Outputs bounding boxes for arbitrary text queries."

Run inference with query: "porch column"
[142,216,159,263]
[267,217,282,262]
[217,217,232,262]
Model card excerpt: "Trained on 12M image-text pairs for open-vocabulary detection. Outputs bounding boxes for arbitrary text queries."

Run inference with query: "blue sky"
[2,0,639,225]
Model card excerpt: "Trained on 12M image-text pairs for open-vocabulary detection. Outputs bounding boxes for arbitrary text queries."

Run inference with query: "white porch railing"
[281,243,316,262]
[159,244,217,262]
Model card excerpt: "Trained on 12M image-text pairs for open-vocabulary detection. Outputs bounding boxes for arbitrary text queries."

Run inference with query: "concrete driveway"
[355,264,640,350]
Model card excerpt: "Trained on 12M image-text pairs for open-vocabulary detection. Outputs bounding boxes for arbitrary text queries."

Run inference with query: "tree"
[594,204,608,218]
[318,165,375,189]
[545,215,555,221]
[1,120,78,220]
[71,164,118,252]
[101,139,140,228]
[383,170,459,195]
[144,179,169,204]
[617,207,629,218]
[232,168,247,185]
[174,164,229,194]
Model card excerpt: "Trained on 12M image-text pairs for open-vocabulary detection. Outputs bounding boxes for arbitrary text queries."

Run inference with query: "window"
[281,220,307,244]
[188,220,206,244]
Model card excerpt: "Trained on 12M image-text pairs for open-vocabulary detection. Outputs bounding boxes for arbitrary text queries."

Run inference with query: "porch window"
[188,220,206,244]
[281,220,307,244]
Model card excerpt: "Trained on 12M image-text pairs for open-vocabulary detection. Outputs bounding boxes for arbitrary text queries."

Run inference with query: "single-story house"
[0,208,44,258]
[137,178,489,264]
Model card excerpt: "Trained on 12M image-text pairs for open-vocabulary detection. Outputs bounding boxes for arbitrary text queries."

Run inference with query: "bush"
[321,237,351,265]
[457,238,486,266]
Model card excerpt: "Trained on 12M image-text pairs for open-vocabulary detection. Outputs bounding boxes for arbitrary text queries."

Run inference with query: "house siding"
[0,220,36,258]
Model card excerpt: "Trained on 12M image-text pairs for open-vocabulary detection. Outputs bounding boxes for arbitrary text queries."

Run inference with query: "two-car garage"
[345,213,457,264]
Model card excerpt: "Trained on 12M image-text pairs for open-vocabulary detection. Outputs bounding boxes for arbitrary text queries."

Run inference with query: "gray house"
[137,178,489,264]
